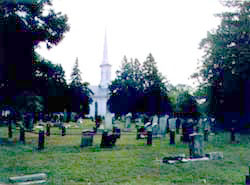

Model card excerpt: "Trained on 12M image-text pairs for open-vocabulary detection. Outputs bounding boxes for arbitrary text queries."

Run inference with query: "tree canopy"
[192,1,250,127]
[68,58,93,116]
[108,54,172,117]
[0,0,70,48]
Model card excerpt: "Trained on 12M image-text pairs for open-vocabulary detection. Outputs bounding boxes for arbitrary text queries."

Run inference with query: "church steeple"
[100,30,111,88]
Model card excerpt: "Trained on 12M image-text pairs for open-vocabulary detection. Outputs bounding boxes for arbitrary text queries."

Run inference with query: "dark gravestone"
[246,167,250,185]
[46,124,50,136]
[176,118,181,134]
[112,127,121,139]
[231,127,236,143]
[38,130,45,150]
[61,125,66,136]
[100,131,118,148]
[81,130,94,147]
[204,130,209,141]
[8,120,12,138]
[147,131,152,145]
[170,131,175,144]
[19,127,25,144]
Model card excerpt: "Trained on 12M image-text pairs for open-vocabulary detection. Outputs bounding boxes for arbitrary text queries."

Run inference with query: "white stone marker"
[105,113,113,130]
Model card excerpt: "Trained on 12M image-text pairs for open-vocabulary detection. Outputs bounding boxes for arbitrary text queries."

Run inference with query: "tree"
[0,0,70,119]
[0,0,70,48]
[108,56,143,116]
[32,53,68,113]
[69,58,93,116]
[108,54,172,117]
[192,1,250,127]
[176,91,199,118]
[141,54,172,116]
[168,83,194,112]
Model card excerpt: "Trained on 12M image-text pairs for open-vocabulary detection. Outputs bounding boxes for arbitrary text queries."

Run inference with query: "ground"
[0,120,249,185]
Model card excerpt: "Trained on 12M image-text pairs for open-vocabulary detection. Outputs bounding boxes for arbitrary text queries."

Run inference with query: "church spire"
[100,30,111,88]
[102,29,108,64]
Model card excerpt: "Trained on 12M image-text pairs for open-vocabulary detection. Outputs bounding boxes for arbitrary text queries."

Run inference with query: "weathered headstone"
[46,123,50,136]
[202,118,210,141]
[61,125,66,136]
[125,113,132,130]
[100,130,118,148]
[8,120,12,138]
[136,118,145,139]
[147,131,152,145]
[113,126,121,139]
[19,126,25,144]
[152,115,159,137]
[231,127,236,143]
[176,117,181,134]
[81,130,94,147]
[9,173,47,184]
[205,152,223,160]
[168,117,177,144]
[246,167,250,185]
[105,113,113,131]
[38,130,45,150]
[189,133,204,158]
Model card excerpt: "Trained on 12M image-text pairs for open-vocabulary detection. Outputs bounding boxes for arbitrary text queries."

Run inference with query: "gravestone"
[205,152,223,160]
[19,126,25,144]
[46,123,50,136]
[152,115,159,137]
[9,173,47,184]
[125,113,132,130]
[38,130,45,150]
[81,130,94,147]
[147,131,152,145]
[189,133,204,158]
[8,120,12,138]
[168,117,177,144]
[61,125,66,136]
[105,113,113,131]
[100,130,119,148]
[202,118,210,141]
[136,118,146,139]
[113,126,121,139]
[231,127,236,143]
[246,167,250,185]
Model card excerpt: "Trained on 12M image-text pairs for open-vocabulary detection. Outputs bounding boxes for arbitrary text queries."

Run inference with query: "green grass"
[0,121,249,185]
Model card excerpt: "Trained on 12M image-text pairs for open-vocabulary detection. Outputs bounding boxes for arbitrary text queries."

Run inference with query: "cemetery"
[1,0,250,184]
[0,116,250,184]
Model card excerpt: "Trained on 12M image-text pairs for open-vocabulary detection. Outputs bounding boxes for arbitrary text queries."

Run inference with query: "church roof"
[89,85,109,98]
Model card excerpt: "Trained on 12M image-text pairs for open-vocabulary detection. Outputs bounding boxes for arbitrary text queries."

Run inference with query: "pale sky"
[37,0,228,87]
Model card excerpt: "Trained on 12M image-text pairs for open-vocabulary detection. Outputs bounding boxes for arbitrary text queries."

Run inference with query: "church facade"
[88,33,111,117]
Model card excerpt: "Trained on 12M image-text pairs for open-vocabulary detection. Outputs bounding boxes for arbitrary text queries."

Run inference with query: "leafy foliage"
[108,54,172,116]
[69,58,93,116]
[192,1,250,126]
[0,0,70,48]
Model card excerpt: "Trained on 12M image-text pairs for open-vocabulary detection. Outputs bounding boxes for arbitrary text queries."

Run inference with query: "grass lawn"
[0,120,249,184]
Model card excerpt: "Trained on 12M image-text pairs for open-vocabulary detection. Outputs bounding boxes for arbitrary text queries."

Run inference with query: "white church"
[88,32,112,117]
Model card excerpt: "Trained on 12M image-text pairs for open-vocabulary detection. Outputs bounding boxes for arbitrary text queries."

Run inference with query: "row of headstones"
[8,122,121,150]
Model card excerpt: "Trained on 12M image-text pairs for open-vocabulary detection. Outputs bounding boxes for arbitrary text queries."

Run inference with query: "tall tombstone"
[105,113,113,130]
[246,167,250,185]
[152,115,159,136]
[189,133,204,158]
[38,130,45,150]
[125,113,132,129]
[8,119,12,138]
[159,115,168,137]
[19,126,25,144]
